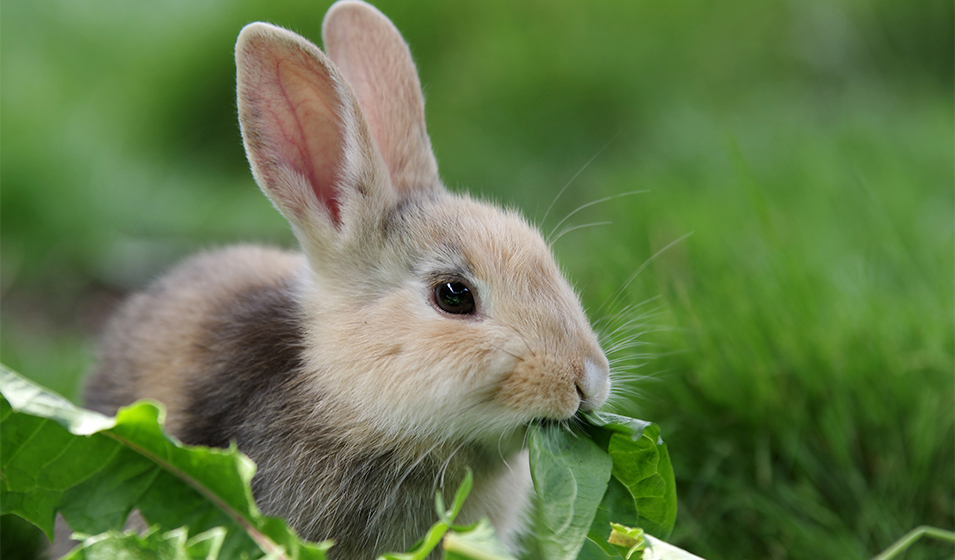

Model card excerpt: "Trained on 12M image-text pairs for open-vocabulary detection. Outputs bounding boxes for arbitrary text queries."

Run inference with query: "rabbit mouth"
[529,411,585,431]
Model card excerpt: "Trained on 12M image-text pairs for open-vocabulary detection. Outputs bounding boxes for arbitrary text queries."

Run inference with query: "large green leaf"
[583,412,678,540]
[526,412,678,560]
[0,365,331,560]
[528,422,614,560]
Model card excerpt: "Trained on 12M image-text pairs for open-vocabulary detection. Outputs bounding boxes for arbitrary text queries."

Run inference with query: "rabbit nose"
[577,357,610,411]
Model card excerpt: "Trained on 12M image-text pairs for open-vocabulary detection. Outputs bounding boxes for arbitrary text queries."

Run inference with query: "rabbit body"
[84,1,610,558]
[86,243,532,556]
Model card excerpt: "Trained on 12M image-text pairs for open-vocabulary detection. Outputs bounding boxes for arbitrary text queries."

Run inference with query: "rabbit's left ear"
[323,0,441,194]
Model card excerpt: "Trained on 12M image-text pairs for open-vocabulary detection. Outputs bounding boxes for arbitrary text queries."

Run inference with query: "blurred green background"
[2,0,952,558]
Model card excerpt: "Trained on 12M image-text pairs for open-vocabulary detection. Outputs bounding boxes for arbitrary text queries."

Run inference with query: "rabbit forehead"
[396,194,596,344]
[393,195,558,288]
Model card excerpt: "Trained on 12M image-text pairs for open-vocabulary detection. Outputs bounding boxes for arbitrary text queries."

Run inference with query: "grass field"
[2,1,952,559]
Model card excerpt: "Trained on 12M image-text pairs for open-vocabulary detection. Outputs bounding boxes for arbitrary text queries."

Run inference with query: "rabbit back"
[84,245,305,436]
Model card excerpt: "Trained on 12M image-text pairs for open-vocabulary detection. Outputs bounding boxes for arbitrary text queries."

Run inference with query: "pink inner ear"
[270,58,344,225]
[241,31,348,227]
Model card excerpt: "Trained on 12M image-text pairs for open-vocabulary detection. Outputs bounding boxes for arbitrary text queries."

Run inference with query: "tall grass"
[2,1,952,558]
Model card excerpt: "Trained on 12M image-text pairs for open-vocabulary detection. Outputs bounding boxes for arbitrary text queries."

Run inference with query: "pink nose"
[577,358,609,411]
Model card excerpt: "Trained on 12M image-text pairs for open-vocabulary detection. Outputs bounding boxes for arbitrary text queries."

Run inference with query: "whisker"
[595,232,694,320]
[609,371,652,383]
[604,329,658,352]
[546,190,648,245]
[607,357,652,370]
[549,221,613,248]
[539,134,619,227]
[594,295,663,329]
[599,292,664,329]
[608,354,655,365]
[600,323,662,351]
[600,308,665,340]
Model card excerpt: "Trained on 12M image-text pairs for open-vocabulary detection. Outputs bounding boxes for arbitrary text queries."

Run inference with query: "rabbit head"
[236,0,610,452]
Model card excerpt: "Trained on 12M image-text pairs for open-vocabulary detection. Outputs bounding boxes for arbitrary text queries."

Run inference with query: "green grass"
[2,1,952,559]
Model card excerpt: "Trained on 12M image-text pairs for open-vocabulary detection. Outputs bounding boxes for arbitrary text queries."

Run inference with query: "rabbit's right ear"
[236,22,393,243]
[322,1,440,194]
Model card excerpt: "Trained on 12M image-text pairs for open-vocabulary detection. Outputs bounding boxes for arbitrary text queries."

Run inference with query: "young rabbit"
[84,1,610,557]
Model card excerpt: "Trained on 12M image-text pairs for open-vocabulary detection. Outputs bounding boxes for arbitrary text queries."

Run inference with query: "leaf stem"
[871,526,955,560]
[105,432,289,560]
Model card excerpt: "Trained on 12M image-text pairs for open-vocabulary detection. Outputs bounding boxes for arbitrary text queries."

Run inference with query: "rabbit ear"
[236,22,392,237]
[322,1,441,194]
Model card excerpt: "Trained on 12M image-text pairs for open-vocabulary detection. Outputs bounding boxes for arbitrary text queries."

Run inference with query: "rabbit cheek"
[497,353,581,420]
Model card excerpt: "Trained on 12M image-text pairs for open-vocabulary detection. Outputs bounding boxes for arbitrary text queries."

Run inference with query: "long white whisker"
[595,232,694,319]
[603,322,671,346]
[539,135,619,227]
[549,221,613,248]
[594,295,663,329]
[547,190,648,244]
[600,306,665,339]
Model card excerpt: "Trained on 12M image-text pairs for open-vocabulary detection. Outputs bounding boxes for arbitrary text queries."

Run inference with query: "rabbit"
[82,1,611,558]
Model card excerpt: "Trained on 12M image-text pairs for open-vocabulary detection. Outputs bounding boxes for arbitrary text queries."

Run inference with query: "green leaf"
[0,365,331,560]
[526,412,678,560]
[582,413,678,540]
[63,526,227,560]
[579,413,653,442]
[442,519,517,560]
[641,535,705,560]
[607,523,645,560]
[528,423,613,560]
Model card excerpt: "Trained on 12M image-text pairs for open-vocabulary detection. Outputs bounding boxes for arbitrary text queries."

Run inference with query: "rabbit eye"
[433,281,476,315]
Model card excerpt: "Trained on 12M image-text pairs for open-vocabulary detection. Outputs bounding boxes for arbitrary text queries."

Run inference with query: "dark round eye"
[433,281,476,315]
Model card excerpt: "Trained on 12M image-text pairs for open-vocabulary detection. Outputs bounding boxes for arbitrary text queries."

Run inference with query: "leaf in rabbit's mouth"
[526,410,677,560]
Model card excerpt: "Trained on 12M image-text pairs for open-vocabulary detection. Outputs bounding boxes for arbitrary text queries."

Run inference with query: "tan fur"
[83,2,610,557]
